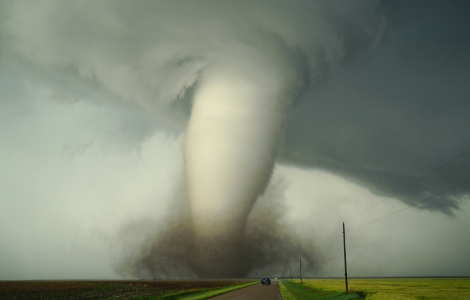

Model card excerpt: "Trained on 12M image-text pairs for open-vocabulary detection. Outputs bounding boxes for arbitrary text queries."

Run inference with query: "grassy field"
[281,278,470,300]
[280,280,364,300]
[0,279,257,300]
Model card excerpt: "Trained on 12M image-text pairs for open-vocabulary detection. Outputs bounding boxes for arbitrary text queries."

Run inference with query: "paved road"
[209,280,281,300]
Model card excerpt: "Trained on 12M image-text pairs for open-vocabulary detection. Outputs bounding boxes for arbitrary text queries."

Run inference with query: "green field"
[280,278,470,300]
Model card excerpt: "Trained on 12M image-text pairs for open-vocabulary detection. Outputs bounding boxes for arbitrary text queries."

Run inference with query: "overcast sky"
[1,0,470,279]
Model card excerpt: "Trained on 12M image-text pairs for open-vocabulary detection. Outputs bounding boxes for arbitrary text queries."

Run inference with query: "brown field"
[0,279,252,300]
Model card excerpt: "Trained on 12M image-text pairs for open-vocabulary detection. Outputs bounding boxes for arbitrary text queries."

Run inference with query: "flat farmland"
[0,279,256,300]
[281,278,470,300]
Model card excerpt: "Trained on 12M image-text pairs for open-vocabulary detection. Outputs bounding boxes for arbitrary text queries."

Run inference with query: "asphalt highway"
[209,280,281,300]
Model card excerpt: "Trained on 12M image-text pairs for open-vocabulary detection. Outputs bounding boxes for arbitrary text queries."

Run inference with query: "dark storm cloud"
[281,0,470,214]
[1,0,468,223]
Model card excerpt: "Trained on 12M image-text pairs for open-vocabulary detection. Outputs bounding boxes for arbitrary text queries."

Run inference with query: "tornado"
[185,57,299,277]
[4,0,385,279]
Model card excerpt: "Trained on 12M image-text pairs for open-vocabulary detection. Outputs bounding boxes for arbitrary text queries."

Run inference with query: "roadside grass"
[148,281,258,300]
[279,280,364,300]
[288,278,470,300]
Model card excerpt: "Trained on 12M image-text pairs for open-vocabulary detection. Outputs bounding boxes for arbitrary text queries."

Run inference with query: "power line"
[344,145,470,223]
[319,144,470,253]
[318,224,342,249]
[347,178,470,232]
[321,233,342,251]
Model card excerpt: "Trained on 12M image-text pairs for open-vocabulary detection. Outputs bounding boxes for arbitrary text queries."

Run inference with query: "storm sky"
[1,0,470,279]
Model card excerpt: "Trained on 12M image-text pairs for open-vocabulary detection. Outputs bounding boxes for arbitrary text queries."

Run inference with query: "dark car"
[261,278,271,285]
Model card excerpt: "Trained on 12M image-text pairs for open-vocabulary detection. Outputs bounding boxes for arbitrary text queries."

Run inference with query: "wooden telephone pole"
[343,222,348,293]
[300,258,302,284]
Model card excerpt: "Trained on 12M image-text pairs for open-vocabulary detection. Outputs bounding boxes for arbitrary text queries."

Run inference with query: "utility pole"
[290,267,292,281]
[343,222,348,294]
[300,258,302,284]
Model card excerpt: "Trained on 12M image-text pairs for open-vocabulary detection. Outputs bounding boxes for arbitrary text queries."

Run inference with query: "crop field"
[281,278,470,300]
[0,279,256,300]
